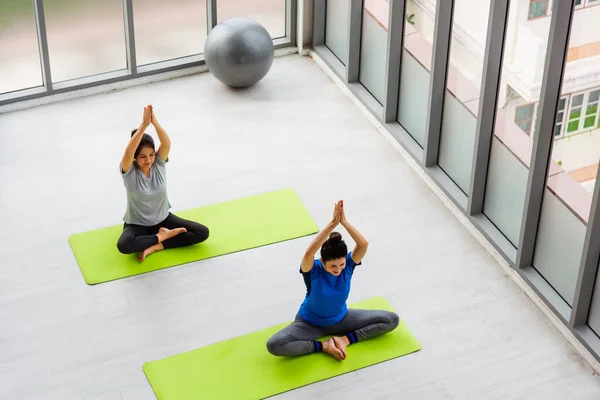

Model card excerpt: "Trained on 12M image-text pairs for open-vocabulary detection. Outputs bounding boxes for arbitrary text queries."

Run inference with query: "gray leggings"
[266,308,400,357]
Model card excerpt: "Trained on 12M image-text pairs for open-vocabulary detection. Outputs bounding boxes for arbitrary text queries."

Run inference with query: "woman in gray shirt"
[117,105,209,261]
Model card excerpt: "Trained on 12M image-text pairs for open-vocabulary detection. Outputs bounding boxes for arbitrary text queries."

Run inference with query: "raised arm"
[340,201,369,264]
[301,201,342,273]
[121,106,152,174]
[151,108,171,161]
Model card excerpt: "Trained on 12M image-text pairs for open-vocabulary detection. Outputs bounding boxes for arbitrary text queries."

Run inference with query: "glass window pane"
[532,190,586,305]
[133,0,207,66]
[397,0,438,147]
[567,120,579,132]
[325,0,350,65]
[535,10,598,311]
[529,1,547,19]
[0,1,43,93]
[517,120,532,134]
[584,116,596,129]
[217,0,286,40]
[358,0,390,105]
[44,0,127,83]
[483,0,553,246]
[554,125,562,137]
[568,107,582,131]
[485,137,531,245]
[559,98,566,110]
[438,0,492,194]
[590,90,600,103]
[516,104,534,121]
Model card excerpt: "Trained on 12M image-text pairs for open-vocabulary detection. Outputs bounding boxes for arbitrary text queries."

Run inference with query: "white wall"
[451,0,491,55]
[552,130,600,172]
[406,0,436,44]
[526,4,600,49]
[488,1,600,101]
[409,0,490,87]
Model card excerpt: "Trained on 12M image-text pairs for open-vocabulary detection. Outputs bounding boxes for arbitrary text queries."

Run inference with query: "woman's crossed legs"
[117,213,209,261]
[266,309,399,360]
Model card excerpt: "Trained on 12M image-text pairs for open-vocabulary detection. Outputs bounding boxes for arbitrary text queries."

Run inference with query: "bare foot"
[156,227,187,243]
[138,243,164,262]
[322,338,345,361]
[332,336,350,359]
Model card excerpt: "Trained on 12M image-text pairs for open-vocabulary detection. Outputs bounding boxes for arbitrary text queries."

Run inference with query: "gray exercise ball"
[204,18,274,88]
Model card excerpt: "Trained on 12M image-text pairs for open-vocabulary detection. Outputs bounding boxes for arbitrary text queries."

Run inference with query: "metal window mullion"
[346,0,363,83]
[382,0,405,123]
[288,0,297,46]
[467,0,511,215]
[312,0,325,46]
[423,0,454,167]
[207,0,217,33]
[516,0,575,268]
[123,0,137,75]
[571,166,600,327]
[33,0,53,91]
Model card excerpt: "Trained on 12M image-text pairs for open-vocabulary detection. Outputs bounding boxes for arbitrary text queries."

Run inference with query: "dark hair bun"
[328,232,342,244]
[131,128,138,137]
[320,231,347,262]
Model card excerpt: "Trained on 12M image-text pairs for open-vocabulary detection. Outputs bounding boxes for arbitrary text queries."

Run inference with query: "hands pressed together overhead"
[141,104,159,128]
[331,200,348,226]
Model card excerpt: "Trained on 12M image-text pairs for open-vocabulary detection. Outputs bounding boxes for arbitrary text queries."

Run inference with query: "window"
[514,96,568,137]
[528,0,596,19]
[516,104,535,134]
[584,90,600,129]
[555,98,567,137]
[529,0,549,18]
[566,89,600,135]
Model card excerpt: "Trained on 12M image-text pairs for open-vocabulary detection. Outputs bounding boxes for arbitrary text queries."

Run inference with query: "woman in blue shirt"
[267,200,399,360]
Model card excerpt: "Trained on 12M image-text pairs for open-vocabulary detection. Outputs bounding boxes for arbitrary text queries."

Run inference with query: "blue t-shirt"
[297,252,361,326]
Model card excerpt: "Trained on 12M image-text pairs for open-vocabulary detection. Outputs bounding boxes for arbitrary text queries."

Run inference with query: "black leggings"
[116,213,209,254]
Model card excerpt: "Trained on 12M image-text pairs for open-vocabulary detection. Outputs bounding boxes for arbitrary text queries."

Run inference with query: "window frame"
[515,96,569,138]
[554,96,568,138]
[564,89,600,136]
[515,103,536,135]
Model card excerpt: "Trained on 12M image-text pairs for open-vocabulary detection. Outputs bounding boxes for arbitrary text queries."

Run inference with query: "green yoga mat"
[68,188,319,285]
[143,296,421,400]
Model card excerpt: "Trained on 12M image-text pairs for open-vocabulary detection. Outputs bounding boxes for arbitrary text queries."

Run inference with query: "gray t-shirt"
[120,155,171,226]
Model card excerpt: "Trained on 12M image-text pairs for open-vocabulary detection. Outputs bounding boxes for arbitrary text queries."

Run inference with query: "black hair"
[320,232,347,262]
[131,128,155,158]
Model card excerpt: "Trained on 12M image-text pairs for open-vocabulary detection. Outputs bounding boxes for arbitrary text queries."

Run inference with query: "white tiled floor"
[1,54,600,399]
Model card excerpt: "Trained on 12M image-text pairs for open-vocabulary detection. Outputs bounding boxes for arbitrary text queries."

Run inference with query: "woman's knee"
[188,224,210,244]
[116,237,135,254]
[385,311,400,330]
[196,225,209,242]
[266,335,285,356]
